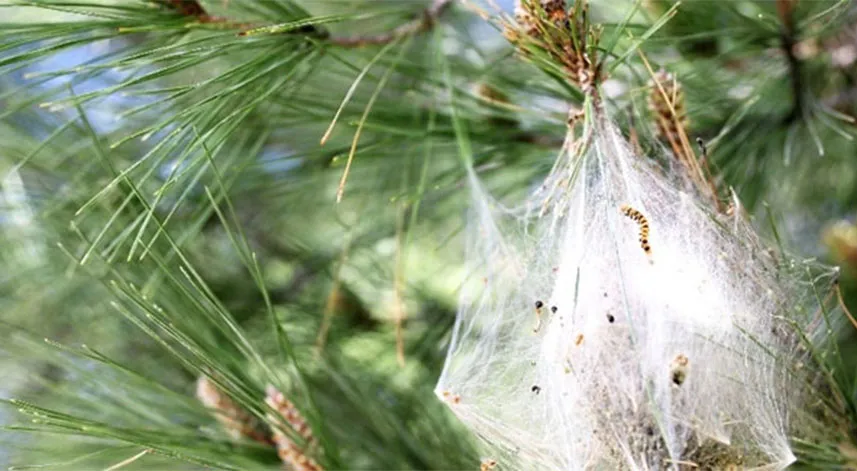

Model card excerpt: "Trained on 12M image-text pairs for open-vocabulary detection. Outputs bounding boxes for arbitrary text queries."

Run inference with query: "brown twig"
[154,0,232,24]
[155,0,267,30]
[156,0,207,18]
[159,0,452,42]
[330,0,454,47]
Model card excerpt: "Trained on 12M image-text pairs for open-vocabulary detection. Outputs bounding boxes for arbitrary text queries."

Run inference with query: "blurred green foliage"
[1,0,857,469]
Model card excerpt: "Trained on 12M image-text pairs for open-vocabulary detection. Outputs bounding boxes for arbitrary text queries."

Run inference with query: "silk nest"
[436,117,834,470]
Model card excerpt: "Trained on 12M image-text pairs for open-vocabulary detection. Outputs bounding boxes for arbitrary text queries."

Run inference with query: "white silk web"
[436,117,831,470]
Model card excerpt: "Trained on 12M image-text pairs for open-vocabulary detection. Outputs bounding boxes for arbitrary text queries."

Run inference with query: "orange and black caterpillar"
[620,205,651,256]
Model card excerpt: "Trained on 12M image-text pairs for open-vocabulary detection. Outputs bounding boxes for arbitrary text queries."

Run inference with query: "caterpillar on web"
[620,205,652,256]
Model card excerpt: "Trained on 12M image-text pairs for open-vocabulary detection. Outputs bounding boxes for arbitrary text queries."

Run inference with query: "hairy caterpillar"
[620,205,652,256]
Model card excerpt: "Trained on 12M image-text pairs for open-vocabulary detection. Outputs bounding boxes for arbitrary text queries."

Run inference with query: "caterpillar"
[481,459,498,471]
[671,354,689,386]
[533,300,544,333]
[620,205,652,256]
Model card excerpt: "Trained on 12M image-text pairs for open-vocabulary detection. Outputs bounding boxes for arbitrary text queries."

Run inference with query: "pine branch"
[5,0,857,470]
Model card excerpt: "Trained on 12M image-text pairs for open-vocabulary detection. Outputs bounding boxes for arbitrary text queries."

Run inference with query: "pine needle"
[336,38,409,203]
[103,449,151,471]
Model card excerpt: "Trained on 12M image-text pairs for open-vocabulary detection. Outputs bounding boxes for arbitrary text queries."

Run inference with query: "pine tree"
[2,0,857,469]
